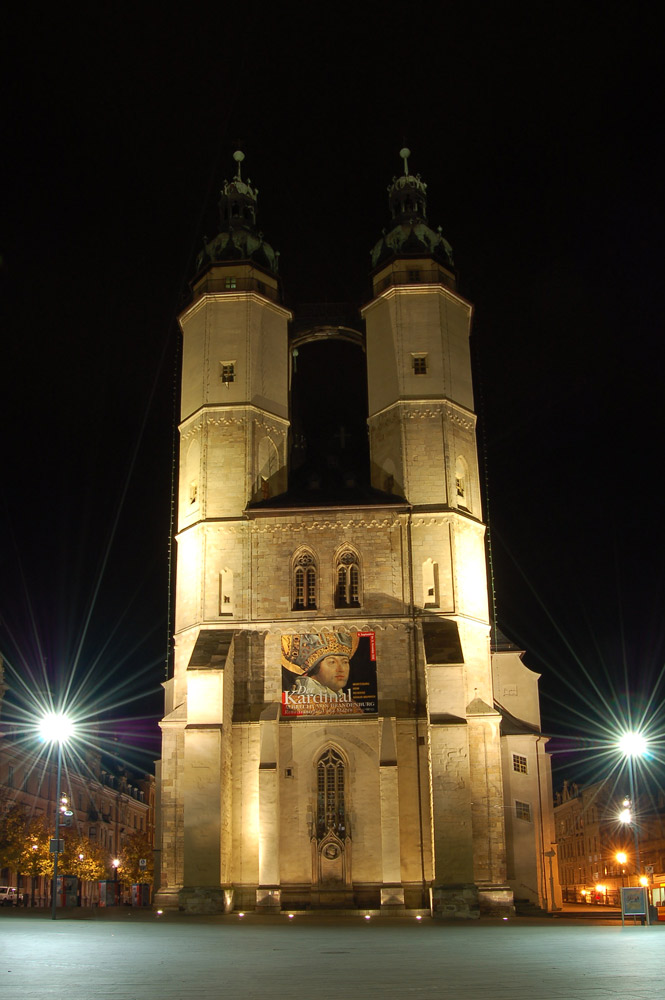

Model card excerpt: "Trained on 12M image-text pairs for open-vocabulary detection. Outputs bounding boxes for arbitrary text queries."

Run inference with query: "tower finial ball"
[233,150,245,163]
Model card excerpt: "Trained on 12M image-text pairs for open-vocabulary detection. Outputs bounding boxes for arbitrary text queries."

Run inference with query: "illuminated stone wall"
[155,229,554,918]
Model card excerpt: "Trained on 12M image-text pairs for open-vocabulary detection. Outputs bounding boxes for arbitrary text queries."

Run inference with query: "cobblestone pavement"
[1,909,662,1000]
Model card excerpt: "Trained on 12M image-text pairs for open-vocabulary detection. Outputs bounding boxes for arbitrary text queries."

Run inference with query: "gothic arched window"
[293,549,317,610]
[335,548,361,608]
[316,747,346,838]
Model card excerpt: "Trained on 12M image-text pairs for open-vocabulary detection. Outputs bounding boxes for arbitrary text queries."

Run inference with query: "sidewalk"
[1,908,663,999]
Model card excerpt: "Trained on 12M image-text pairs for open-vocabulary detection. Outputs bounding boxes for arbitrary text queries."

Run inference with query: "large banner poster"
[281,630,377,717]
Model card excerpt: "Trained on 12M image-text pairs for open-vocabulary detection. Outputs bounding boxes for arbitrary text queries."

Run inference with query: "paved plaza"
[0,909,662,1000]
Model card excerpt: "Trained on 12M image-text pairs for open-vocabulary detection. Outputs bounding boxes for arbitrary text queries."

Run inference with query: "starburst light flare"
[618,732,648,757]
[38,711,76,744]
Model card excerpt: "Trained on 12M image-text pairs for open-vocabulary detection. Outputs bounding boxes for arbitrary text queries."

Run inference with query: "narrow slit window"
[335,548,361,608]
[220,568,234,615]
[422,558,439,608]
[316,748,345,838]
[293,551,317,610]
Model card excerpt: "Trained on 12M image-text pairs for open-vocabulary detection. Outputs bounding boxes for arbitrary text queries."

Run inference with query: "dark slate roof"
[187,630,233,670]
[421,620,465,664]
[491,626,523,653]
[496,701,541,736]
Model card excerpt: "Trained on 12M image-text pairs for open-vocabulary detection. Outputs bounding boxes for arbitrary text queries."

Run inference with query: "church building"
[155,150,560,917]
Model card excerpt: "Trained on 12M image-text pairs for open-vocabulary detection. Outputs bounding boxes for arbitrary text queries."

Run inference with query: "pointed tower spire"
[195,150,280,275]
[371,148,454,273]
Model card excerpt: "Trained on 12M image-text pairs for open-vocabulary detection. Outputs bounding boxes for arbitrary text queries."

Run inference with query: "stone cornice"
[180,405,289,438]
[179,291,292,325]
[368,399,476,431]
[360,281,473,317]
[249,513,404,532]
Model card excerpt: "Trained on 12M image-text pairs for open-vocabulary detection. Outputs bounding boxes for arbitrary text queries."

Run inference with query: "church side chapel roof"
[496,702,542,737]
[247,480,408,512]
[370,147,455,271]
[195,150,279,275]
[491,626,524,653]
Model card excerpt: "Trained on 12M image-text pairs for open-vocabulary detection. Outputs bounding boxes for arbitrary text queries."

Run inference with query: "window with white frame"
[512,753,528,774]
[515,800,532,821]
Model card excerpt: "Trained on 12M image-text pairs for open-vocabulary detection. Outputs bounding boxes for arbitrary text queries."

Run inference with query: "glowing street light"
[618,732,648,757]
[618,731,647,885]
[38,711,75,920]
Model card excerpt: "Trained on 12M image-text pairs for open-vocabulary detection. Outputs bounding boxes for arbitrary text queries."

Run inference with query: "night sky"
[2,5,663,784]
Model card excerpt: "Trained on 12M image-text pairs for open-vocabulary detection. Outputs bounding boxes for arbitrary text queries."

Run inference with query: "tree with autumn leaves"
[0,805,52,903]
[117,831,153,885]
[59,831,107,883]
[0,803,107,901]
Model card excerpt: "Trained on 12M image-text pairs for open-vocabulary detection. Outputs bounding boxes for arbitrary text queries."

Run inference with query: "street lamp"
[112,858,120,905]
[38,712,75,920]
[618,731,647,886]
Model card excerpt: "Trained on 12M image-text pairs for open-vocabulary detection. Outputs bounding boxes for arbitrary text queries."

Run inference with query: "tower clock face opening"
[289,335,369,492]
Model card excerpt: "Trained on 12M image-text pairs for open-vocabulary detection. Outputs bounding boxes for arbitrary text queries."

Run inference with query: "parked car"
[0,887,24,906]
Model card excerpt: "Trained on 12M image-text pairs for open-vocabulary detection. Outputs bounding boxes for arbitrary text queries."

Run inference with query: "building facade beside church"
[155,150,560,916]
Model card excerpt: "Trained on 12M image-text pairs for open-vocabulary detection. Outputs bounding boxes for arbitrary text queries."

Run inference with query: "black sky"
[2,4,663,780]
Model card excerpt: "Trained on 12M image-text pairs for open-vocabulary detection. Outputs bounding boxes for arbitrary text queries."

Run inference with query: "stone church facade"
[155,150,560,916]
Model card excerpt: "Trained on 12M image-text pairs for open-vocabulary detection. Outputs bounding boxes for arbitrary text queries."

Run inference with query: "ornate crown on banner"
[281,631,359,676]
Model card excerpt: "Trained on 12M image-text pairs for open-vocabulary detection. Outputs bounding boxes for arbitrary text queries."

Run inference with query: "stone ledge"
[430,883,480,920]
[178,886,234,914]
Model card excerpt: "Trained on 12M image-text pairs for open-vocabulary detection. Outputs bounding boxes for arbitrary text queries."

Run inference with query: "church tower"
[156,149,550,918]
[362,149,511,915]
[158,152,291,911]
